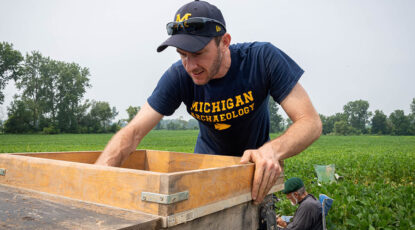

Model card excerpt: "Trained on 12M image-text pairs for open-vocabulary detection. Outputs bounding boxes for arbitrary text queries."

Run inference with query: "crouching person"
[277,177,323,230]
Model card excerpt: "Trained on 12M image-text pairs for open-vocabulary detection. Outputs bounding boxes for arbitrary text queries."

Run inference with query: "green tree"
[186,118,199,130]
[319,114,328,134]
[0,42,23,104]
[408,98,415,135]
[268,97,283,133]
[343,100,371,134]
[285,118,293,129]
[371,110,388,135]
[126,106,140,122]
[389,110,410,135]
[75,99,92,133]
[15,52,90,132]
[4,98,33,133]
[333,120,353,135]
[320,113,347,135]
[166,120,180,130]
[408,113,415,135]
[153,118,163,130]
[55,62,90,132]
[88,101,118,133]
[16,51,45,131]
[176,116,188,130]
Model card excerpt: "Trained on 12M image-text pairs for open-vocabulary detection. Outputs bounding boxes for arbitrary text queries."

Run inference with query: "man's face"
[286,192,298,206]
[177,38,223,85]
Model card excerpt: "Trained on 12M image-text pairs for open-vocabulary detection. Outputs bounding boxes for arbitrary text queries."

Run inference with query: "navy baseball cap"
[157,0,226,53]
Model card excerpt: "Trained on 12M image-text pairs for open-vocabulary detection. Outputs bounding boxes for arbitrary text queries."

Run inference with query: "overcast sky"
[1,0,414,121]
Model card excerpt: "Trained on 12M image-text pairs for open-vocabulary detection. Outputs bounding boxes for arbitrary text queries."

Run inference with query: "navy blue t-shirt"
[148,42,303,156]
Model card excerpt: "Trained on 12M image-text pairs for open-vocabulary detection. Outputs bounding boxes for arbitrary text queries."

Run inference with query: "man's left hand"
[240,143,282,204]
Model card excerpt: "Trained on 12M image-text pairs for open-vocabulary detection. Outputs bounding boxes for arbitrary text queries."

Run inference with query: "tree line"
[0,42,118,133]
[1,42,414,135]
[318,99,415,135]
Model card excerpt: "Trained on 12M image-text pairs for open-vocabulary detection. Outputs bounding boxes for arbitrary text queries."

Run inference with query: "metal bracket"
[0,168,6,176]
[141,191,189,204]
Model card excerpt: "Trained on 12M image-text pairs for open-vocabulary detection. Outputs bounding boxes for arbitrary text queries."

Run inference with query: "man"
[95,0,322,204]
[277,178,323,230]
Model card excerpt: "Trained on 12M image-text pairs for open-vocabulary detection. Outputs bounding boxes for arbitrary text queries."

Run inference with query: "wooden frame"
[0,150,283,227]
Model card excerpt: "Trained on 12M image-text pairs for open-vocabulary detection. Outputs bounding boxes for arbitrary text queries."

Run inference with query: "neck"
[212,47,231,79]
[298,192,309,202]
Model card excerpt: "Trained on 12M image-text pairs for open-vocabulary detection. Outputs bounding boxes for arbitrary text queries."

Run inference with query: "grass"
[0,131,414,229]
[0,130,198,153]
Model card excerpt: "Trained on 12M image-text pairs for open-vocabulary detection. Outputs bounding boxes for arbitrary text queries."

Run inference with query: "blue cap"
[157,0,226,53]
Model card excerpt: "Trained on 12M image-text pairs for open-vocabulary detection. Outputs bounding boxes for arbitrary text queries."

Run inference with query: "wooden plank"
[16,150,150,171]
[157,162,284,216]
[145,150,172,173]
[145,150,242,173]
[161,184,283,227]
[120,150,147,170]
[13,151,101,164]
[0,184,161,230]
[165,199,259,230]
[0,150,284,225]
[0,154,162,215]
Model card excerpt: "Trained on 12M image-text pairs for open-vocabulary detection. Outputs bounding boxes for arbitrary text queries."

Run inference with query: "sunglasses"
[166,17,226,36]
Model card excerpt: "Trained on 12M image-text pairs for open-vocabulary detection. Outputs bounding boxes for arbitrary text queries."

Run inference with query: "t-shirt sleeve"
[147,65,183,116]
[263,43,304,104]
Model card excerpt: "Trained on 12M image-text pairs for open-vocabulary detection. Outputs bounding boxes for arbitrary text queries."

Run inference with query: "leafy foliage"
[371,110,388,134]
[6,51,91,133]
[3,98,33,133]
[88,100,118,132]
[274,135,415,230]
[0,42,23,104]
[268,97,284,133]
[389,110,410,135]
[126,106,140,122]
[343,100,371,134]
[0,134,413,229]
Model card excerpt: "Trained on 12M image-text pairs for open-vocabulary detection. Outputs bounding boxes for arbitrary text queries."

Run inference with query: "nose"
[183,56,198,71]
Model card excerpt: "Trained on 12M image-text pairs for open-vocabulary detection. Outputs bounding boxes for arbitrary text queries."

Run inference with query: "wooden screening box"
[0,150,283,227]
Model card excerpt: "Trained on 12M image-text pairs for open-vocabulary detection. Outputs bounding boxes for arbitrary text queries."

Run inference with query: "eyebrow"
[176,49,186,55]
[176,49,203,57]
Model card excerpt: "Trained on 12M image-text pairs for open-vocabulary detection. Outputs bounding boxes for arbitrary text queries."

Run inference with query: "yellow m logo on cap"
[216,25,221,32]
[176,13,192,22]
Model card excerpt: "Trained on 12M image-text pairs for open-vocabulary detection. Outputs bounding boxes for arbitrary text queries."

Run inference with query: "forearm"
[266,113,322,161]
[95,125,142,166]
[95,102,163,167]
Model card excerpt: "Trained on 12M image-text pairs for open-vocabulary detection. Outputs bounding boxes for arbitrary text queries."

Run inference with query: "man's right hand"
[95,102,163,166]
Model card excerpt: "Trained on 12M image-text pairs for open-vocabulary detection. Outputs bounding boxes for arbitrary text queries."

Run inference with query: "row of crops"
[276,136,415,230]
[0,133,414,229]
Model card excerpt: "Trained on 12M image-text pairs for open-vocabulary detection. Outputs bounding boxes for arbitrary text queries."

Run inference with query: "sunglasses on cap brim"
[166,17,226,36]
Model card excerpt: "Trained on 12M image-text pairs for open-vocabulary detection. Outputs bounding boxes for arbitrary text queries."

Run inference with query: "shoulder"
[300,195,322,210]
[166,60,187,77]
[230,42,287,66]
[230,42,278,55]
[159,60,191,85]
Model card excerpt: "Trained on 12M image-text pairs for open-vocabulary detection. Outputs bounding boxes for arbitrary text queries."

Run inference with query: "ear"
[221,33,231,50]
[293,192,298,198]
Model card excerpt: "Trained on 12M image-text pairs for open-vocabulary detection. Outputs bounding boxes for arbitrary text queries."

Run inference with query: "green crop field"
[0,132,414,229]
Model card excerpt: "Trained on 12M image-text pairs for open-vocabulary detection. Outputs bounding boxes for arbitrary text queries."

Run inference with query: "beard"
[207,46,222,80]
[290,195,298,206]
[192,46,223,86]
